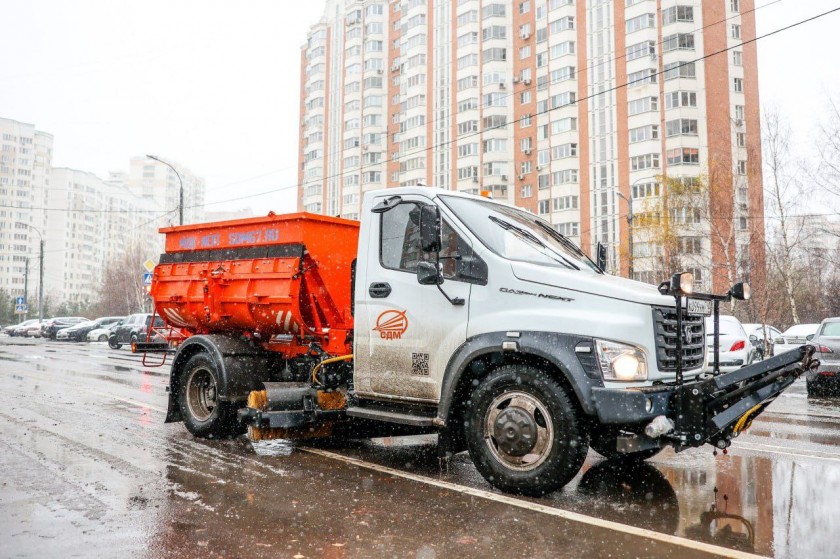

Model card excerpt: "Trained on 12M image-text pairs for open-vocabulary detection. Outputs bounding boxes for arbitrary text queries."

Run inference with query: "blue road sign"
[14,303,27,315]
[15,296,25,306]
[142,272,153,286]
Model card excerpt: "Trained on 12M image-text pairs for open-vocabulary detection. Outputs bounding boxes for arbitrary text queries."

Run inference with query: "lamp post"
[146,154,184,225]
[17,222,44,322]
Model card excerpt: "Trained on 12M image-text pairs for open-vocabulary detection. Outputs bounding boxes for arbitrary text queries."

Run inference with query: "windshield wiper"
[489,216,579,270]
[532,220,599,271]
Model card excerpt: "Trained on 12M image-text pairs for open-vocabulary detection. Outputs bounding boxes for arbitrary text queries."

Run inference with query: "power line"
[0,203,164,214]
[194,3,839,212]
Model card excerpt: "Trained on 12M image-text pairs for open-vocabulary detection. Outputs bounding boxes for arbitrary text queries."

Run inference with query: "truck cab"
[158,186,816,496]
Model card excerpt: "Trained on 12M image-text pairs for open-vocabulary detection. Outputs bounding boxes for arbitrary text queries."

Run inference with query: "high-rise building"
[44,168,160,305]
[298,0,764,291]
[127,156,206,227]
[0,117,53,298]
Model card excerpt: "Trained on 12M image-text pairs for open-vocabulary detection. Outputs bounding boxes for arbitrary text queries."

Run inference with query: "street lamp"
[146,154,184,225]
[17,222,44,322]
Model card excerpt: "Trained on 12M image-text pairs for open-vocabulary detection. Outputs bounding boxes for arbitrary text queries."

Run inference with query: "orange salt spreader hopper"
[150,212,360,358]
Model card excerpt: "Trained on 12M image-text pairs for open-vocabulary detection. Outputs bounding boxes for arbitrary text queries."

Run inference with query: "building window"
[666,148,700,165]
[664,91,697,108]
[629,124,659,143]
[731,0,740,12]
[662,33,695,52]
[735,105,745,120]
[665,118,698,137]
[520,90,532,104]
[628,68,657,86]
[628,96,658,115]
[737,132,746,147]
[736,160,747,175]
[626,40,656,61]
[521,185,533,198]
[631,153,660,170]
[733,77,744,92]
[483,3,506,19]
[519,1,530,15]
[538,200,550,215]
[663,61,696,80]
[626,13,656,34]
[662,6,694,25]
[731,24,741,39]
[733,50,743,66]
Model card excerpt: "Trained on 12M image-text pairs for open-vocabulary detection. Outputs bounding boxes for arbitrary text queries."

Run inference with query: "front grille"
[652,306,705,372]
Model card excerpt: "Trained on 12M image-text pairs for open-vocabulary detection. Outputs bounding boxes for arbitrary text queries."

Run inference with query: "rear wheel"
[178,353,241,438]
[464,364,589,496]
[589,426,663,461]
[108,336,121,349]
[98,334,108,342]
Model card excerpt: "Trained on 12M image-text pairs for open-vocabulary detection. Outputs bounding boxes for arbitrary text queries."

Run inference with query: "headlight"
[595,339,648,381]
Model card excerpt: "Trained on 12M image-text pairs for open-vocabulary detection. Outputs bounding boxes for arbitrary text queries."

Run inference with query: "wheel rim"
[186,367,217,422]
[484,391,554,472]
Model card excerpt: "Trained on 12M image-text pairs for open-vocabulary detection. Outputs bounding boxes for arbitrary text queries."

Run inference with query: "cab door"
[354,195,481,402]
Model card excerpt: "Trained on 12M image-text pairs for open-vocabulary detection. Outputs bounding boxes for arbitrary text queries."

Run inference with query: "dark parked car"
[808,317,840,397]
[5,319,39,337]
[41,316,88,340]
[58,316,124,342]
[108,313,164,349]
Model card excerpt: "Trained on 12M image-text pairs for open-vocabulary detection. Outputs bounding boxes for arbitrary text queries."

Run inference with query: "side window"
[378,201,485,283]
[380,202,425,273]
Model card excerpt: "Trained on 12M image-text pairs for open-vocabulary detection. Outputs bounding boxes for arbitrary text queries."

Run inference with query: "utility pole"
[17,222,45,322]
[617,192,634,279]
[23,257,29,322]
[146,155,184,225]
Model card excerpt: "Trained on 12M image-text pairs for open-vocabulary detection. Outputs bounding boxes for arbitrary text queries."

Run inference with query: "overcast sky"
[1,0,838,215]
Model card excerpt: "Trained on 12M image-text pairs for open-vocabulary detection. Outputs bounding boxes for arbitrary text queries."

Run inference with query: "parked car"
[41,316,88,340]
[742,323,783,360]
[807,317,840,397]
[88,320,124,342]
[703,315,755,373]
[108,314,164,349]
[23,321,46,337]
[4,319,39,337]
[774,323,820,356]
[57,316,124,342]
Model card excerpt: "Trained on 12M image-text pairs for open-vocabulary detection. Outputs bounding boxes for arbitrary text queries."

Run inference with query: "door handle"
[369,282,392,298]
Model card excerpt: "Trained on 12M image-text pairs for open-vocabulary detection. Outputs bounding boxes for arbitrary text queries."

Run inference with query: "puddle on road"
[251,439,296,457]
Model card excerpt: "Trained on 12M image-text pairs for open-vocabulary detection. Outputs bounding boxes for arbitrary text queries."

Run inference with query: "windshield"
[440,195,600,272]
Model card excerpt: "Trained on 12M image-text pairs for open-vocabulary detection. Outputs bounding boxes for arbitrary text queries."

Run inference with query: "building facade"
[298,0,764,290]
[127,156,206,227]
[0,117,53,299]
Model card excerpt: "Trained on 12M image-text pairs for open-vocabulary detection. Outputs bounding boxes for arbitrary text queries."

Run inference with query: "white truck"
[158,187,817,496]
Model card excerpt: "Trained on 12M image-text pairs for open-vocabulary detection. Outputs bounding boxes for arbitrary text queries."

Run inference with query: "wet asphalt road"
[1,338,839,559]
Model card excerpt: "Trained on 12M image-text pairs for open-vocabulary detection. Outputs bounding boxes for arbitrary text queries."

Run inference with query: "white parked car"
[703,315,754,373]
[774,323,820,356]
[87,320,123,342]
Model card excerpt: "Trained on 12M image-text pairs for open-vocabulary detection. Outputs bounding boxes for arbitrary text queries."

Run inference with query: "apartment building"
[44,168,160,305]
[126,156,206,227]
[298,0,764,291]
[0,117,53,298]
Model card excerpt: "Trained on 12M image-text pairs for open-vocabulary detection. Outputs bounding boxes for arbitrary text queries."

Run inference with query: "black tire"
[108,336,121,349]
[807,379,829,398]
[177,353,241,439]
[98,334,108,342]
[464,364,589,496]
[589,426,664,461]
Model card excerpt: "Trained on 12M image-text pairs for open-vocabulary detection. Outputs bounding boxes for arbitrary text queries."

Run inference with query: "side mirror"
[596,242,608,273]
[416,261,443,285]
[729,282,750,301]
[419,204,441,253]
[749,334,759,344]
[806,334,815,342]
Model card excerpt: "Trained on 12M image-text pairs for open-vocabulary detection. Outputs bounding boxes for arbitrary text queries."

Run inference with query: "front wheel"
[589,427,664,461]
[177,353,241,439]
[108,337,121,349]
[98,334,108,342]
[464,364,589,496]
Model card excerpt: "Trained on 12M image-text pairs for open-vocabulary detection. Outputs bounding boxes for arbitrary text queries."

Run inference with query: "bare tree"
[762,107,807,325]
[96,244,151,316]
